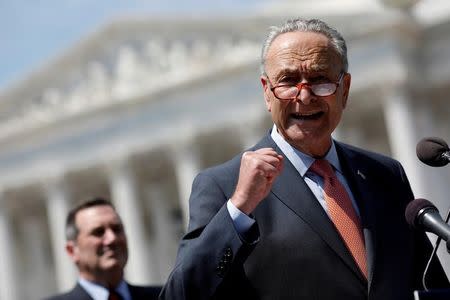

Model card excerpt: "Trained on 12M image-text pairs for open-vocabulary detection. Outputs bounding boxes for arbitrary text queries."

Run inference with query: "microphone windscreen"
[405,198,437,228]
[416,137,449,167]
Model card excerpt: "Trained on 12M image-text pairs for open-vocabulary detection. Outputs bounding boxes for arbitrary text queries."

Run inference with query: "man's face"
[261,31,351,157]
[66,205,128,283]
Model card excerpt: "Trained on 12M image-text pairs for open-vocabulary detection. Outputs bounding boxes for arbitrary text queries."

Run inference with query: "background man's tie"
[310,159,368,280]
[108,289,123,300]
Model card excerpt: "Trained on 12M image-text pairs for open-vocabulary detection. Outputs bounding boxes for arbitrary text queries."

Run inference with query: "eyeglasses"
[267,72,345,100]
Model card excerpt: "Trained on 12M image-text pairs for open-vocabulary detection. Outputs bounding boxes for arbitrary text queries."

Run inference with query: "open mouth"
[291,111,324,121]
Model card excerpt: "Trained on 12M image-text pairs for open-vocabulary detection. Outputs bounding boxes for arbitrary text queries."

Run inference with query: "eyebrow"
[272,69,300,81]
[272,68,334,82]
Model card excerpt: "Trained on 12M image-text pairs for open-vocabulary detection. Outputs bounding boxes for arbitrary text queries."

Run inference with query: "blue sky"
[0,0,268,90]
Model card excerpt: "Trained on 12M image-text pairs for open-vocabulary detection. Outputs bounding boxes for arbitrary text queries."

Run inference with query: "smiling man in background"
[44,197,160,300]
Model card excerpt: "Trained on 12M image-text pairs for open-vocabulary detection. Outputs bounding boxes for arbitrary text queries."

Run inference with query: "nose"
[104,228,118,244]
[295,85,314,105]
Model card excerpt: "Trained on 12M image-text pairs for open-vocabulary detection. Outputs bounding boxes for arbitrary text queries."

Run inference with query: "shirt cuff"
[227,199,255,235]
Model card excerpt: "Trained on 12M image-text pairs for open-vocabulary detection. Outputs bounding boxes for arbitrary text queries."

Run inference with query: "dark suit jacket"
[161,133,449,300]
[44,282,161,300]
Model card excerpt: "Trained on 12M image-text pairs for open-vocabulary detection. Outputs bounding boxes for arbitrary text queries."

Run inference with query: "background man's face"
[68,205,129,282]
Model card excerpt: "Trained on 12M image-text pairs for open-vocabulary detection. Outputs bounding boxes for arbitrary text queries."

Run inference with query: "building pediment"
[0,17,269,141]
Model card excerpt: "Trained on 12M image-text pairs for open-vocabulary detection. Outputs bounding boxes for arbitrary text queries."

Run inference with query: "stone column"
[0,204,19,300]
[146,184,179,282]
[382,89,426,197]
[413,102,449,204]
[45,179,77,292]
[22,216,55,299]
[108,159,154,284]
[171,142,201,229]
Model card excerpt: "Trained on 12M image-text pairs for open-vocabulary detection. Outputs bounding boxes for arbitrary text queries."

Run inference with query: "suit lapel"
[256,135,367,283]
[73,283,95,300]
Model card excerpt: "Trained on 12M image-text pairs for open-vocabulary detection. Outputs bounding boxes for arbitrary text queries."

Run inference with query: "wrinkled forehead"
[266,31,343,74]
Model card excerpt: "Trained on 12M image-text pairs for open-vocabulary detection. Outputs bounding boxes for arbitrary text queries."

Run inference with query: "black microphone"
[406,199,450,292]
[416,137,450,167]
[405,198,450,242]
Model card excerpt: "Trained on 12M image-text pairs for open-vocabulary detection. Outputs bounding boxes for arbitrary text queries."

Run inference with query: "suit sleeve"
[160,172,259,300]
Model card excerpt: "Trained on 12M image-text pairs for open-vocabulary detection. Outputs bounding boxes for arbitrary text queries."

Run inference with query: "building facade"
[0,1,450,299]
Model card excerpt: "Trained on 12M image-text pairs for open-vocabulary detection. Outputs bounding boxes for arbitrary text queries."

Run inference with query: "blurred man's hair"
[65,197,116,241]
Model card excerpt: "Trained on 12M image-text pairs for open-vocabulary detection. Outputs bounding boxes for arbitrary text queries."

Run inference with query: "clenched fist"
[231,148,283,215]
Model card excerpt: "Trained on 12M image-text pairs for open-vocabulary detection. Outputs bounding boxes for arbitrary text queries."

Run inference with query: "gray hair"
[260,18,348,75]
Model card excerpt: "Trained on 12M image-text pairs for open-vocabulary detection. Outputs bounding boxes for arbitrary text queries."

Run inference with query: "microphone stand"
[446,208,450,254]
[422,207,450,292]
[413,208,450,299]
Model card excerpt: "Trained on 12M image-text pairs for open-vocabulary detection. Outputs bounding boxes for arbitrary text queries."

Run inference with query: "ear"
[341,73,351,108]
[261,76,272,112]
[65,240,78,263]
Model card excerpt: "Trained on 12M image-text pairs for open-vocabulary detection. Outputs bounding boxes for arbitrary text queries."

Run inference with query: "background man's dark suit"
[44,282,161,300]
[161,134,448,300]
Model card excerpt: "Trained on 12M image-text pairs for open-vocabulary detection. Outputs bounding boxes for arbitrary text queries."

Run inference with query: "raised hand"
[231,148,283,215]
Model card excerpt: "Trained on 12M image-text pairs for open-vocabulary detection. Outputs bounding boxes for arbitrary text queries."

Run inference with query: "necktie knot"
[310,159,335,180]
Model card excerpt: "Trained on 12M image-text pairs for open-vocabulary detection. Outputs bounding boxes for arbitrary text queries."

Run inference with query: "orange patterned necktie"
[310,159,368,280]
[108,289,123,300]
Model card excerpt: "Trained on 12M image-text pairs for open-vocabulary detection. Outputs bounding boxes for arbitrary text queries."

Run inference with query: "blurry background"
[1,0,450,299]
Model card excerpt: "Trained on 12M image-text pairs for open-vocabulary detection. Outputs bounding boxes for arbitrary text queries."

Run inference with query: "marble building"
[0,1,450,299]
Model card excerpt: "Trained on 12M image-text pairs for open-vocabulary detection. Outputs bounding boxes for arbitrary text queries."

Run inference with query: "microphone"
[405,198,450,242]
[416,137,450,167]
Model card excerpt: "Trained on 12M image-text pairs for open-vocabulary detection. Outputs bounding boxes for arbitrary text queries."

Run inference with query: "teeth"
[294,112,319,116]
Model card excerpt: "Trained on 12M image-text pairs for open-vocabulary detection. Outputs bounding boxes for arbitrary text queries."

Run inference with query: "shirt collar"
[78,278,130,300]
[270,124,342,175]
